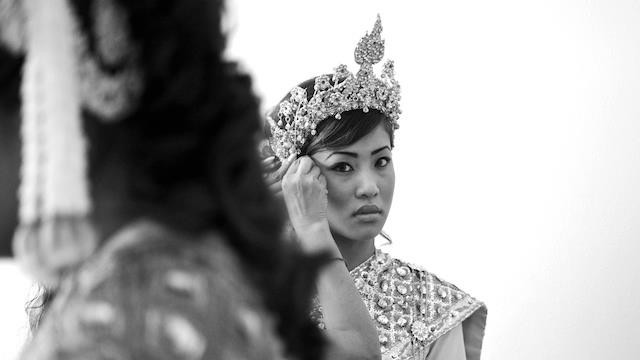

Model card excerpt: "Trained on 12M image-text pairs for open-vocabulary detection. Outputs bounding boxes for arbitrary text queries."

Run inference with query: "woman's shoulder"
[385,250,485,318]
[367,249,482,300]
[22,221,286,360]
[354,249,486,348]
[390,253,478,301]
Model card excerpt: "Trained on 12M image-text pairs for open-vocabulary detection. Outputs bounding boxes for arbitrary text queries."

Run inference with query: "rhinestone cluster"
[268,15,401,161]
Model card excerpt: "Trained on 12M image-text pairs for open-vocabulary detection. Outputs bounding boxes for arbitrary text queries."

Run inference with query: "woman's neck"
[332,232,376,271]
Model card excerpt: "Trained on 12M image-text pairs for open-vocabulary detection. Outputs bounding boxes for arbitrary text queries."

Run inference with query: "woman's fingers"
[261,156,280,174]
[261,156,277,166]
[268,181,283,196]
[308,165,321,179]
[279,155,329,238]
[318,173,327,192]
[263,169,280,186]
[296,156,315,175]
[280,154,298,177]
[264,153,297,186]
[261,155,278,167]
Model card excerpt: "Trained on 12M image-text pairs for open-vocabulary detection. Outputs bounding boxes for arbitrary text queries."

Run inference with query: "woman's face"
[312,123,395,242]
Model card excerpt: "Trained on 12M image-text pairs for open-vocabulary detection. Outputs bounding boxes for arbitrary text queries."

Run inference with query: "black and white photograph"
[1,0,638,359]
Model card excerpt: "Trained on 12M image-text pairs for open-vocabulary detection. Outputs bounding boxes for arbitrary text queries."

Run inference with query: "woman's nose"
[355,171,379,199]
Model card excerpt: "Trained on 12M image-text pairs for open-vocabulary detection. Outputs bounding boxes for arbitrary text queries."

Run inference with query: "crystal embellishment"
[411,320,429,342]
[267,15,401,161]
[377,315,390,325]
[397,285,408,295]
[377,298,389,308]
[397,317,408,327]
[438,287,448,299]
[396,266,409,277]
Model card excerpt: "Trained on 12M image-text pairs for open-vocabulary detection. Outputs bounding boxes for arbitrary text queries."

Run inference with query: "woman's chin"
[333,224,383,243]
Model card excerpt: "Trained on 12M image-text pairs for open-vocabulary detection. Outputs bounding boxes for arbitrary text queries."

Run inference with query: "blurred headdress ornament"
[267,15,401,161]
[0,0,143,286]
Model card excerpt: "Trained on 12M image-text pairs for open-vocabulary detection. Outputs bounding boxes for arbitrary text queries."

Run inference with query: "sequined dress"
[20,222,287,360]
[312,249,487,360]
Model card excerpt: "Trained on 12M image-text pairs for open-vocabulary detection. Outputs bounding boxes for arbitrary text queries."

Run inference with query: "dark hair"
[304,109,394,155]
[0,47,22,110]
[8,1,327,358]
[0,47,21,257]
[266,77,395,158]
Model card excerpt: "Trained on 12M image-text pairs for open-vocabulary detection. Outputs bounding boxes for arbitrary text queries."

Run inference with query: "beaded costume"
[312,249,487,360]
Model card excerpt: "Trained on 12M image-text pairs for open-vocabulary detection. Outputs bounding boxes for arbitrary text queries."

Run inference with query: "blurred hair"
[0,46,22,109]
[0,47,21,256]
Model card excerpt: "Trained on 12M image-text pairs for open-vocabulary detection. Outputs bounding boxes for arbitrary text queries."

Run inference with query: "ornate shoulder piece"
[408,269,485,347]
[345,250,485,358]
[268,15,401,161]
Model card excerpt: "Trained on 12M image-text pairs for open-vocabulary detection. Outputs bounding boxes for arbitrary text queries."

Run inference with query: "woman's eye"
[331,162,353,172]
[376,157,391,168]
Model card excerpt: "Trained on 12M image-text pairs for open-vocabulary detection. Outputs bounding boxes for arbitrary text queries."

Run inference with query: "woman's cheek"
[383,167,396,203]
[326,176,352,209]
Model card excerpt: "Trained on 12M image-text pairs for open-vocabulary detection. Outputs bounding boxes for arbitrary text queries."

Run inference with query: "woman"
[263,16,487,360]
[0,0,377,359]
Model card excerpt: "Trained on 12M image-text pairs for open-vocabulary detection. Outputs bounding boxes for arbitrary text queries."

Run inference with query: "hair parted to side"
[15,1,327,358]
[304,109,395,155]
[265,77,395,158]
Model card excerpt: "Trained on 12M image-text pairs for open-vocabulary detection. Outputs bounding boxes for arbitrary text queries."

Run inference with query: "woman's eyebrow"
[326,151,358,159]
[326,146,391,160]
[371,146,391,155]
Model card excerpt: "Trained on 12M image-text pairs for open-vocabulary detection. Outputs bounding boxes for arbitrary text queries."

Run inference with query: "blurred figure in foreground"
[0,0,349,358]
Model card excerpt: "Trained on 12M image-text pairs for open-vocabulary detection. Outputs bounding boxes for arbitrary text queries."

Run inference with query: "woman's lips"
[354,204,382,215]
[353,205,383,221]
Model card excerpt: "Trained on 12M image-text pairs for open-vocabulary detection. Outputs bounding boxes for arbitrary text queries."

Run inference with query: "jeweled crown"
[268,15,401,160]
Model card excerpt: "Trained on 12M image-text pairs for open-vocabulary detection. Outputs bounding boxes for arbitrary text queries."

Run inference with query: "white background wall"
[2,0,639,359]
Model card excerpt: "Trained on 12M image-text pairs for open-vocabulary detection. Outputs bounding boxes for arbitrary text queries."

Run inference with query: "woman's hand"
[281,156,328,232]
[262,154,296,197]
[262,154,333,253]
